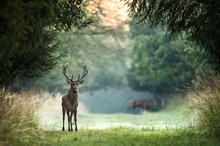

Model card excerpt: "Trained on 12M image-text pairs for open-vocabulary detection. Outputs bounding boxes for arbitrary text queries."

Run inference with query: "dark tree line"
[0,0,92,86]
[126,0,220,71]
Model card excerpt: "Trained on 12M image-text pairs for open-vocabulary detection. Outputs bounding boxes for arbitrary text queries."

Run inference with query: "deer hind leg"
[142,105,147,113]
[74,110,78,131]
[62,107,65,131]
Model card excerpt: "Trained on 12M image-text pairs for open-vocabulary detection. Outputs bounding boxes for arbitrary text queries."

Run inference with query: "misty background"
[23,1,205,113]
[2,0,209,130]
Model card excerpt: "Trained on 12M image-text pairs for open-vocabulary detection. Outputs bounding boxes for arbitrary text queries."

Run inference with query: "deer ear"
[79,80,84,84]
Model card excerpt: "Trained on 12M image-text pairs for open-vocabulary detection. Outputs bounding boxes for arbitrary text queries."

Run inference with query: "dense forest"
[0,0,214,96]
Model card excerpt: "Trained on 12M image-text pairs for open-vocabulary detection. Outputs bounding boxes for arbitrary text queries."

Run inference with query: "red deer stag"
[127,98,157,113]
[62,65,88,131]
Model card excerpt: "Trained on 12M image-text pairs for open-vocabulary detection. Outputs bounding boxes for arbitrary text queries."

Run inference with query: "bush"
[0,89,45,146]
[187,72,220,138]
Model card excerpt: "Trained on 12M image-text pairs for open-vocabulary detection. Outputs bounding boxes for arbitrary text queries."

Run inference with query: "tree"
[128,21,206,93]
[125,0,220,70]
[31,27,129,93]
[28,0,130,93]
[0,0,92,85]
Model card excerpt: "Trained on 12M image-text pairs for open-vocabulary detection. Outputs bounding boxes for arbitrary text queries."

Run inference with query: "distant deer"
[62,65,88,131]
[127,98,157,113]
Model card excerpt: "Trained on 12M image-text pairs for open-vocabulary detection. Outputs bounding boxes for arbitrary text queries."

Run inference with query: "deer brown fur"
[62,65,88,131]
[127,98,157,112]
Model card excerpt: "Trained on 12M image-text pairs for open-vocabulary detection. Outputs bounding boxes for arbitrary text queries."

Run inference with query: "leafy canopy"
[126,0,220,70]
[128,21,206,93]
[0,0,92,85]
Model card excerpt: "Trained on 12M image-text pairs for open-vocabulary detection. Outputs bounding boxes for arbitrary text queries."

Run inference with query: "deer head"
[63,65,88,92]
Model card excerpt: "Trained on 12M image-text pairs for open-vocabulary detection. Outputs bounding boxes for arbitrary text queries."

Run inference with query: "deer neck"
[68,87,78,102]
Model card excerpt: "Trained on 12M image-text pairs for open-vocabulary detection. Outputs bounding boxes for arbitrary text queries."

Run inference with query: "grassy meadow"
[1,82,220,146]
[41,128,220,146]
[37,88,191,130]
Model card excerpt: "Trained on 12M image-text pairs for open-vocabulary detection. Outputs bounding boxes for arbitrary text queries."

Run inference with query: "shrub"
[187,72,220,138]
[0,89,45,146]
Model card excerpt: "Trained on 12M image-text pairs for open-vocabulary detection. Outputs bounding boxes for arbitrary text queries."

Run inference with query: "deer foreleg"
[67,111,71,131]
[62,107,65,131]
[74,110,78,131]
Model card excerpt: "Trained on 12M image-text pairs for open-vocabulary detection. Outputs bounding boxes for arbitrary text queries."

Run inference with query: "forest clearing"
[1,88,220,146]
[38,89,190,130]
[1,0,220,145]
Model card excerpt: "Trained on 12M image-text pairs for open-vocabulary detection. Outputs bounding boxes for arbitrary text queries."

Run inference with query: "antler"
[77,65,88,82]
[63,65,73,82]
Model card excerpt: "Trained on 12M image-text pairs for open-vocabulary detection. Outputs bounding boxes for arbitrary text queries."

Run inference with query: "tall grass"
[187,72,220,138]
[0,89,46,146]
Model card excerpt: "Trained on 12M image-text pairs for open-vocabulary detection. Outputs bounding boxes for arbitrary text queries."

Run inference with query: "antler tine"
[78,65,88,81]
[77,74,81,81]
[63,65,72,81]
[76,65,88,81]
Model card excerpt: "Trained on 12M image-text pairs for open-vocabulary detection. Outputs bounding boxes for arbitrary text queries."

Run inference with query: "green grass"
[33,93,219,146]
[33,128,220,146]
[1,90,220,146]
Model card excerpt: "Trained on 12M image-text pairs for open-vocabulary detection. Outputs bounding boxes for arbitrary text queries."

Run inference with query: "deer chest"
[66,99,78,111]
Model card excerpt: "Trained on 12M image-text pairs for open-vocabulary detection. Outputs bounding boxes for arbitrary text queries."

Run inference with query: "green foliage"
[32,26,129,92]
[0,0,92,85]
[128,22,205,93]
[126,0,220,71]
[188,72,220,138]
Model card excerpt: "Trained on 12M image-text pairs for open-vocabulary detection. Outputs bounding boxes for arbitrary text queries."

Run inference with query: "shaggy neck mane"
[68,87,78,102]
